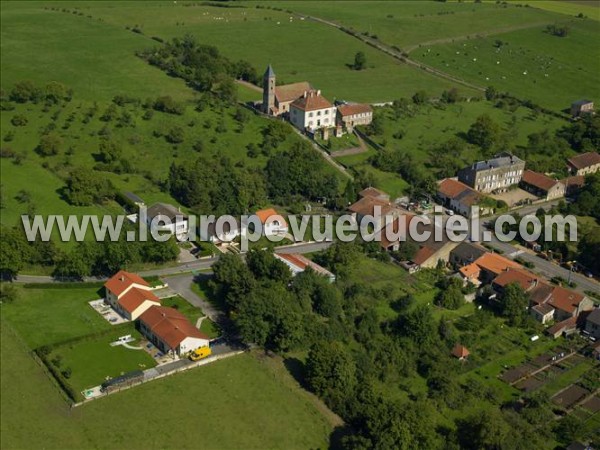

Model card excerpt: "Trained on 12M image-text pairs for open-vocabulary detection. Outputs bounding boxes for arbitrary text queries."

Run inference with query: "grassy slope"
[263,0,563,48]
[411,18,600,111]
[15,1,476,103]
[0,323,332,450]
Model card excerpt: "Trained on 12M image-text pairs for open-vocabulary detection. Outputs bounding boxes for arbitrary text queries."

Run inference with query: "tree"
[353,51,367,70]
[467,114,500,152]
[97,139,122,164]
[166,126,184,144]
[37,133,62,156]
[435,279,464,310]
[485,85,498,101]
[501,282,529,326]
[441,88,459,104]
[9,81,41,103]
[305,341,357,408]
[412,90,428,105]
[212,253,256,309]
[11,114,28,126]
[64,167,114,206]
[0,226,31,279]
[396,304,437,347]
[456,410,510,450]
[394,241,418,261]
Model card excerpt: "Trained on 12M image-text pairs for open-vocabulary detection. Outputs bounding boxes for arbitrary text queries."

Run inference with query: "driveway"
[162,273,222,322]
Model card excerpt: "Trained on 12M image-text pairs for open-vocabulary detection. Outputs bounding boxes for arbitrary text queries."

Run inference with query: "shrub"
[11,114,28,126]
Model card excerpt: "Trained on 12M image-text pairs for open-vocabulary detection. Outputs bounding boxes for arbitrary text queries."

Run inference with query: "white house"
[146,203,188,240]
[138,305,210,356]
[104,270,161,321]
[254,208,288,237]
[289,90,336,132]
[199,218,248,245]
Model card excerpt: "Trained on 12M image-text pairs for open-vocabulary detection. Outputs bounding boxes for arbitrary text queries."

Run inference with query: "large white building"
[146,203,188,240]
[290,90,336,132]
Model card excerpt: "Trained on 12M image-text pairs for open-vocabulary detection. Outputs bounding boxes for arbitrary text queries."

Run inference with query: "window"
[317,111,321,116]
[324,118,329,123]
[324,110,329,115]
[308,121,313,126]
[309,112,313,117]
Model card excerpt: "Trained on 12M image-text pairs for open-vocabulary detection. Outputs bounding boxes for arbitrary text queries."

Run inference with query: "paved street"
[162,273,222,322]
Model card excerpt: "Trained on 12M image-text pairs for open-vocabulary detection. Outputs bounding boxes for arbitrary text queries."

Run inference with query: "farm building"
[562,175,586,196]
[436,178,489,218]
[570,99,594,118]
[104,270,161,321]
[146,202,188,240]
[290,90,337,134]
[567,152,600,176]
[449,242,487,268]
[336,103,373,132]
[138,305,210,357]
[457,153,525,194]
[274,252,336,283]
[262,64,312,117]
[520,170,565,201]
[358,187,390,202]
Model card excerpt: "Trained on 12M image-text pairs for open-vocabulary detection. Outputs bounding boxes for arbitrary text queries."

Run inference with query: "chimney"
[119,275,125,282]
[317,89,321,96]
[303,91,308,98]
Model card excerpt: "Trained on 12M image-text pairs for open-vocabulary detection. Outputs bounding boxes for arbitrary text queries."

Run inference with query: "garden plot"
[552,384,591,410]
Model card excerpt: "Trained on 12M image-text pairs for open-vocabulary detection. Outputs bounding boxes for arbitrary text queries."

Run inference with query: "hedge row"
[35,348,79,402]
[23,281,105,289]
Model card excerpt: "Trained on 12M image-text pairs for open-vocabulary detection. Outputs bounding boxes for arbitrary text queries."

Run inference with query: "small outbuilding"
[451,344,470,361]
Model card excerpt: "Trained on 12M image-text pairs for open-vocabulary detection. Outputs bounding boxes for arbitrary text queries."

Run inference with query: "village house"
[253,208,288,237]
[561,175,586,196]
[104,270,161,321]
[399,241,459,273]
[459,252,522,285]
[358,186,390,202]
[436,178,490,218]
[274,252,336,283]
[348,190,403,236]
[520,170,565,201]
[336,103,373,133]
[138,305,210,357]
[124,191,145,208]
[567,152,600,176]
[262,65,311,117]
[584,308,600,340]
[289,90,337,135]
[146,202,188,240]
[449,242,487,268]
[570,99,595,118]
[199,218,247,246]
[457,153,525,194]
[491,268,594,326]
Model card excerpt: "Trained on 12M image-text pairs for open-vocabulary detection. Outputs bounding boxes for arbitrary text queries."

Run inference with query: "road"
[162,273,222,322]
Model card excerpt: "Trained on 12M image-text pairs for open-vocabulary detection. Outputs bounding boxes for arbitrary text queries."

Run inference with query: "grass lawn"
[160,295,204,324]
[411,19,600,111]
[4,1,475,103]
[316,132,361,152]
[49,325,156,395]
[0,286,109,349]
[1,323,333,450]
[199,317,221,339]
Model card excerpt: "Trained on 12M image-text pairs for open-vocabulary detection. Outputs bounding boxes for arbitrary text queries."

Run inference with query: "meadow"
[1,322,333,450]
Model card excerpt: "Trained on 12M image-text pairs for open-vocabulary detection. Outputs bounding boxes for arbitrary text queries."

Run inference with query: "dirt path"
[330,131,369,158]
[403,21,551,53]
[235,79,262,93]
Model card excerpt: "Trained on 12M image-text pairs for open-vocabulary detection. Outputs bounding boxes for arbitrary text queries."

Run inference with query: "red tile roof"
[474,253,521,276]
[359,187,389,200]
[337,103,373,117]
[438,178,471,199]
[522,170,560,192]
[291,90,333,112]
[118,287,160,314]
[255,208,287,226]
[548,285,585,315]
[412,245,436,266]
[492,268,543,291]
[459,263,481,280]
[568,152,600,170]
[104,270,149,297]
[379,214,416,249]
[275,253,334,279]
[275,82,312,103]
[139,306,209,350]
[349,196,396,217]
[452,344,470,359]
[562,175,585,188]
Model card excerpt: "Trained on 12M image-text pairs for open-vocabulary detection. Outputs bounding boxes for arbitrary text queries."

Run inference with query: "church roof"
[264,64,275,78]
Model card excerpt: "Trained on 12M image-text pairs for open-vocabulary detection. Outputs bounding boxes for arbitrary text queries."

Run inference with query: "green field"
[0,286,108,348]
[1,323,333,450]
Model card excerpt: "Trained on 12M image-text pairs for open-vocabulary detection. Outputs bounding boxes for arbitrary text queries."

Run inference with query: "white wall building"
[289,90,336,132]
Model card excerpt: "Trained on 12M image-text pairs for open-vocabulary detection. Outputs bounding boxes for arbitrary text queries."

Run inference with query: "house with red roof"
[253,208,288,237]
[337,103,373,133]
[290,90,337,133]
[451,344,470,361]
[436,178,490,218]
[274,252,335,283]
[520,170,565,201]
[138,305,209,356]
[567,152,600,176]
[104,270,161,321]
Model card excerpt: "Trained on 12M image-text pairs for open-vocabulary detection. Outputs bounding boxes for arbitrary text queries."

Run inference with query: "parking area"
[88,299,128,325]
[491,188,538,207]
